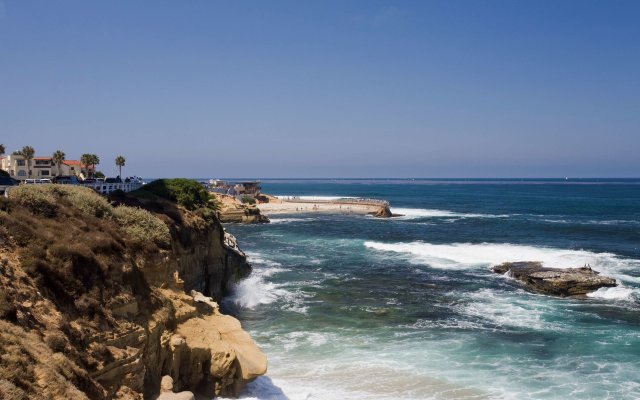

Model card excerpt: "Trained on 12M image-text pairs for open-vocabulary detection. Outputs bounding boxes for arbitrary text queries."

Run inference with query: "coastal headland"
[0,180,266,399]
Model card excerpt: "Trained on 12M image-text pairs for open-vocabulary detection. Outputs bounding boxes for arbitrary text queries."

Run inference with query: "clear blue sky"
[1,1,638,178]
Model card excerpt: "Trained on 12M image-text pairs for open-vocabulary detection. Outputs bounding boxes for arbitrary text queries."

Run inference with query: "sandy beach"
[257,199,386,216]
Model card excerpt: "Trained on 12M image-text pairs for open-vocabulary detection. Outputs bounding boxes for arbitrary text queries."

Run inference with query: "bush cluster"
[134,178,210,210]
[113,205,170,247]
[63,187,113,219]
[9,185,113,219]
[241,195,256,205]
[9,185,169,247]
[8,185,59,217]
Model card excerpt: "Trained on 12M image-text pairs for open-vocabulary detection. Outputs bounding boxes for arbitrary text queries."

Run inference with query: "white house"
[0,154,94,181]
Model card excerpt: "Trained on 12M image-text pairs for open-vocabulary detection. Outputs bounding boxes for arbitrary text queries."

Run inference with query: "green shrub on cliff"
[133,179,210,210]
[113,206,170,248]
[8,185,59,217]
[62,186,113,219]
[241,195,256,205]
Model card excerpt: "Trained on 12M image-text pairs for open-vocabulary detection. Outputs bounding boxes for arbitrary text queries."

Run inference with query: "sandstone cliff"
[212,194,269,224]
[0,182,266,400]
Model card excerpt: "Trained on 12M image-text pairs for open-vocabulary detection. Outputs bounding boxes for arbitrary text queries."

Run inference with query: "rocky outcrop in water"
[371,205,394,218]
[492,261,617,296]
[0,183,266,399]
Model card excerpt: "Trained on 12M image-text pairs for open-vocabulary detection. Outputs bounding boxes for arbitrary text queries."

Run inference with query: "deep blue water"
[222,179,640,400]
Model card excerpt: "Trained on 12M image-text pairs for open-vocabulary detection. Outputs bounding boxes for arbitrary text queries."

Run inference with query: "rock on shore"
[492,261,617,296]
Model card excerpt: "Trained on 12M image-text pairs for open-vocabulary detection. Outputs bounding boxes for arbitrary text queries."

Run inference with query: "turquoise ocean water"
[221,179,640,400]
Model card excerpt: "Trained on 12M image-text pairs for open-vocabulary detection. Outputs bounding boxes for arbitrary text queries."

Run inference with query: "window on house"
[41,170,50,176]
[17,170,26,176]
[17,160,25,166]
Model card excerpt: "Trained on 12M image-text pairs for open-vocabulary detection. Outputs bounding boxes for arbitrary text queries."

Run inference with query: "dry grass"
[8,185,169,247]
[10,185,113,219]
[8,185,59,217]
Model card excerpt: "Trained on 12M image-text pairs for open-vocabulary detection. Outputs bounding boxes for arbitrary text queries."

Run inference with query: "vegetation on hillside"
[241,195,256,205]
[133,178,220,211]
[7,185,169,247]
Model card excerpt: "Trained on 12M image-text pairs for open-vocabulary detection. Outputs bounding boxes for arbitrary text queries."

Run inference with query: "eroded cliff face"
[0,185,266,400]
[212,194,270,224]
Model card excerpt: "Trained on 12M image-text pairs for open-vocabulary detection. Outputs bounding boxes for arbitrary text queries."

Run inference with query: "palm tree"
[20,146,35,178]
[51,150,66,176]
[115,155,126,178]
[80,153,93,179]
[90,154,100,178]
[0,144,5,156]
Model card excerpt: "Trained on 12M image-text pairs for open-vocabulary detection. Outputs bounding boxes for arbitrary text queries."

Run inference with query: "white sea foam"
[280,331,333,350]
[391,207,509,220]
[245,251,284,268]
[227,253,292,309]
[542,218,640,226]
[587,286,639,301]
[228,270,287,309]
[458,289,565,331]
[363,241,639,282]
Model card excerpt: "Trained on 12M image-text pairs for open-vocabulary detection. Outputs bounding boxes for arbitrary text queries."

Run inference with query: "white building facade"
[0,155,93,181]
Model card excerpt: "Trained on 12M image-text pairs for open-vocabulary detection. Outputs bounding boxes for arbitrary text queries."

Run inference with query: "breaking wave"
[587,286,640,301]
[391,207,509,220]
[363,241,638,283]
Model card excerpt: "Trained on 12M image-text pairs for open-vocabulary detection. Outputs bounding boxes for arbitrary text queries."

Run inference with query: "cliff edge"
[0,180,266,400]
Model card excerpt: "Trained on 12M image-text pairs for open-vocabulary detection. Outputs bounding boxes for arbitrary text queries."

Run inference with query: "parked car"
[39,178,52,184]
[0,176,18,195]
[24,179,37,184]
[52,175,80,185]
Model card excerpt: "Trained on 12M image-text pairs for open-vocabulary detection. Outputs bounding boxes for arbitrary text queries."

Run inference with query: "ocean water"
[221,179,640,400]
